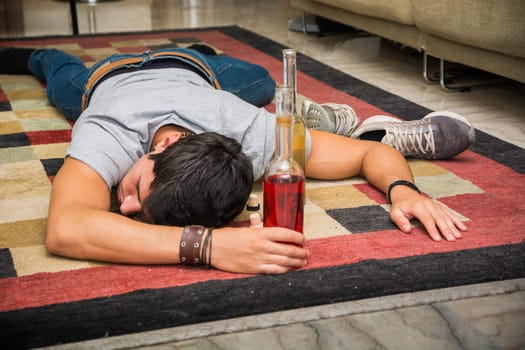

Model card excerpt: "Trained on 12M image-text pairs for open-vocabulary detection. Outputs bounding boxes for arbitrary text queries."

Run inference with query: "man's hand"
[389,186,467,241]
[210,227,309,274]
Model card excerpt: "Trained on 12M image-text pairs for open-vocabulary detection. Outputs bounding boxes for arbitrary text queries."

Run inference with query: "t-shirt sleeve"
[66,120,138,189]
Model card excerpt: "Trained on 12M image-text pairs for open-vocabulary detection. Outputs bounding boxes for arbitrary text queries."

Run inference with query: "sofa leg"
[424,52,505,92]
[439,59,472,92]
[423,52,468,90]
[422,51,439,83]
[288,13,321,34]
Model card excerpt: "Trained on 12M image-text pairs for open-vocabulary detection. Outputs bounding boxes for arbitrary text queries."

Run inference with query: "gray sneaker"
[302,100,360,136]
[351,111,476,159]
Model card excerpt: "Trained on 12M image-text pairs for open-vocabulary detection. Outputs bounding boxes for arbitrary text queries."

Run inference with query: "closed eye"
[136,176,142,204]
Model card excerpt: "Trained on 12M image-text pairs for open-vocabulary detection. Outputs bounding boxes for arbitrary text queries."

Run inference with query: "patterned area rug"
[1,26,524,349]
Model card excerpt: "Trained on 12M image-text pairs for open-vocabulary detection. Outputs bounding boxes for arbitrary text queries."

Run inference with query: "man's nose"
[120,195,141,215]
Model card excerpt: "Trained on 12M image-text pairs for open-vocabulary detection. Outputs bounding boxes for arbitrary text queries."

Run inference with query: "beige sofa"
[290,0,525,85]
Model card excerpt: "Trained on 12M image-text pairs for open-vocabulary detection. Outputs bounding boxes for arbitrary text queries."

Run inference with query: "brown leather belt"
[82,51,221,111]
[95,58,210,88]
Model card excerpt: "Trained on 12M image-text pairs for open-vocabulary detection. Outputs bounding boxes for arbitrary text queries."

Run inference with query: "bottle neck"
[275,115,293,160]
[274,86,294,160]
[282,49,297,114]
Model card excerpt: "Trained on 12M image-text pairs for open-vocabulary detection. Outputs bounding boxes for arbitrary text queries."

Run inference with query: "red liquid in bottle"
[263,174,305,233]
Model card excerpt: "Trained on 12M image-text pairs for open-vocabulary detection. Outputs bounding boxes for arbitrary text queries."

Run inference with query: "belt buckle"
[141,50,153,64]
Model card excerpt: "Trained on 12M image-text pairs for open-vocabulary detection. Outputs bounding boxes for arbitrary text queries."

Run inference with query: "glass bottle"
[263,86,305,233]
[282,48,306,171]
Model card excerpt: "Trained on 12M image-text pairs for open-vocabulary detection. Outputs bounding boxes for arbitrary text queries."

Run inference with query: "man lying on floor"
[0,47,474,274]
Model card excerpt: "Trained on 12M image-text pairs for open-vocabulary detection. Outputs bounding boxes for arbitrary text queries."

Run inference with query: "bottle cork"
[246,193,260,211]
[249,212,263,228]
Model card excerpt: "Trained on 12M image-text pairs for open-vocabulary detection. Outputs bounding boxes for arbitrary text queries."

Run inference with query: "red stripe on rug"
[0,88,8,103]
[434,150,524,195]
[307,218,525,269]
[26,129,72,145]
[119,47,151,53]
[0,265,250,313]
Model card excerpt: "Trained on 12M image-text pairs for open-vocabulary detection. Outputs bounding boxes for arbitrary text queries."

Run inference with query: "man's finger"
[390,207,413,233]
[265,228,306,246]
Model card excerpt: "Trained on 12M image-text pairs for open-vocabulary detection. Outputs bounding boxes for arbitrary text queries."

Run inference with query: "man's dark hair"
[142,132,254,227]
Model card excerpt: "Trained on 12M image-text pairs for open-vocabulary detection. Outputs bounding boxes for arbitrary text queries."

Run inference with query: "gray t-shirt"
[67,68,277,189]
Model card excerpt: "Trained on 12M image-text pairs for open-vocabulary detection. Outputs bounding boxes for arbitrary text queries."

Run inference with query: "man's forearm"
[46,208,310,273]
[47,207,183,264]
[359,141,416,197]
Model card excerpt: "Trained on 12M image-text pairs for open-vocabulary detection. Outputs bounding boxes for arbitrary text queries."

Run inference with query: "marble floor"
[2,1,524,349]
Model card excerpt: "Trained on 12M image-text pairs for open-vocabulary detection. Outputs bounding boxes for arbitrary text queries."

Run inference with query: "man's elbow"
[45,224,64,256]
[45,219,77,257]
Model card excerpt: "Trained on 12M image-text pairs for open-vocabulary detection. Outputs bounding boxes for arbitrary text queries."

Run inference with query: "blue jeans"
[29,48,276,121]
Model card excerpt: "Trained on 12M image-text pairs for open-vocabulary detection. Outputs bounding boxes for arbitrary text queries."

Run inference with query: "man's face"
[117,153,155,216]
[117,130,181,215]
[116,129,182,216]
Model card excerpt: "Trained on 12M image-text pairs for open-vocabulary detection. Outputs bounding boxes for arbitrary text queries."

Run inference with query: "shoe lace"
[383,120,436,156]
[324,103,359,136]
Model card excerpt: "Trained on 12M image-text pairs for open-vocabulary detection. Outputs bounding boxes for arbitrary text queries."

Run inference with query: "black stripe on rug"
[216,26,525,175]
[2,242,523,349]
[0,249,16,278]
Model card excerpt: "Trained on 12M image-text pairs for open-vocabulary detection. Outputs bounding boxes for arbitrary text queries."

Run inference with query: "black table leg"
[70,0,79,35]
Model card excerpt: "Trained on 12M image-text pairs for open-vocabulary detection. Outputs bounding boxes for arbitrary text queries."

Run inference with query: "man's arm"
[46,158,308,273]
[306,130,466,241]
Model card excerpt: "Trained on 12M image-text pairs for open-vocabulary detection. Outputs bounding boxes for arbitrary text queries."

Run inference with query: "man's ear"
[152,133,181,154]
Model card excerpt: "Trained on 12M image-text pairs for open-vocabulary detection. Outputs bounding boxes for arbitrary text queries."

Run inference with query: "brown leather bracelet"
[201,227,213,267]
[179,225,206,265]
